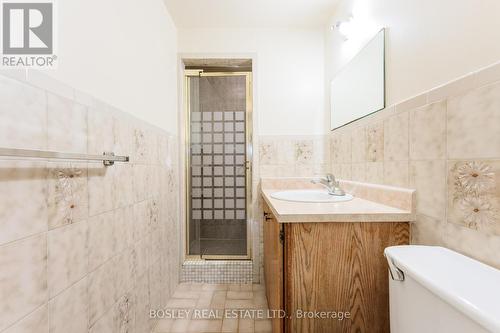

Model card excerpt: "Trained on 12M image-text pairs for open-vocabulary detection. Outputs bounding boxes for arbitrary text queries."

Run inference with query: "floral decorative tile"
[447,160,500,235]
[47,163,88,230]
[294,140,313,164]
[258,141,275,165]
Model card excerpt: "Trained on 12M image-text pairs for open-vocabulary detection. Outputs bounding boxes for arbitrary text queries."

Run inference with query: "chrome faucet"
[311,173,345,196]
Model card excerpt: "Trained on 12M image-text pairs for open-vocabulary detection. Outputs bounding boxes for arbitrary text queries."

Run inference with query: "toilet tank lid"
[385,245,500,333]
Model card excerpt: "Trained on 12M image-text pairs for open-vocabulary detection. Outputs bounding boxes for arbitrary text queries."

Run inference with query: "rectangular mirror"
[330,28,385,130]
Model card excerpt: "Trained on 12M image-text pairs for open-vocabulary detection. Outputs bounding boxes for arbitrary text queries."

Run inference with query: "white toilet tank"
[385,246,500,333]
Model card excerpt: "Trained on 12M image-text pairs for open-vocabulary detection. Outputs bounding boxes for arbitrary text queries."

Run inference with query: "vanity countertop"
[261,178,416,223]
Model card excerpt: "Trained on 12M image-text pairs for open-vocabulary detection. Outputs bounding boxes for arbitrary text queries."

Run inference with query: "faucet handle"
[325,173,335,183]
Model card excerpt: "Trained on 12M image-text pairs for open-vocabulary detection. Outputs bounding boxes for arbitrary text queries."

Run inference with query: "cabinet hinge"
[279,229,285,244]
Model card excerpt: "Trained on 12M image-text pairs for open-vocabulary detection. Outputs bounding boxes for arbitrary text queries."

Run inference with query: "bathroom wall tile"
[409,160,447,220]
[135,272,153,333]
[340,164,352,180]
[48,220,88,298]
[446,160,500,236]
[3,305,48,333]
[88,211,116,272]
[365,162,384,184]
[447,81,500,159]
[351,126,366,163]
[442,222,500,269]
[114,205,135,251]
[474,61,500,88]
[384,161,409,187]
[0,76,47,150]
[411,214,445,245]
[114,249,136,299]
[351,163,366,182]
[47,93,87,154]
[113,116,134,158]
[0,161,48,245]
[0,68,27,82]
[47,163,88,230]
[48,277,88,333]
[409,101,447,160]
[132,164,148,202]
[26,70,74,100]
[113,164,133,208]
[88,258,117,326]
[293,140,314,164]
[88,165,115,216]
[365,122,384,162]
[394,93,427,113]
[427,73,476,103]
[88,106,114,155]
[384,111,409,161]
[0,234,47,331]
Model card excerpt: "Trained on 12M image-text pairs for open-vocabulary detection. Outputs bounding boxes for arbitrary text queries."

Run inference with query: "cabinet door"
[263,204,284,333]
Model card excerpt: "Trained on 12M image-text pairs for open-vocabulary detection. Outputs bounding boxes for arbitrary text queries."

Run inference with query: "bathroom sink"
[270,190,353,203]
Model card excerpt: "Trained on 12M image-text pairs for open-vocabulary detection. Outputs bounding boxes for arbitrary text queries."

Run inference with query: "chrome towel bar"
[0,147,129,166]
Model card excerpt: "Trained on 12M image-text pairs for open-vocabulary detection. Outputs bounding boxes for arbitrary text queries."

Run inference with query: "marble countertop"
[261,178,416,223]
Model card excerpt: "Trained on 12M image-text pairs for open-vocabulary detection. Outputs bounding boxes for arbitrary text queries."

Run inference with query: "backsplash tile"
[328,61,500,269]
[0,73,180,333]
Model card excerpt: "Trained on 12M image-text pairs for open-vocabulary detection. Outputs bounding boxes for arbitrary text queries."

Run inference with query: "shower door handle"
[245,161,252,171]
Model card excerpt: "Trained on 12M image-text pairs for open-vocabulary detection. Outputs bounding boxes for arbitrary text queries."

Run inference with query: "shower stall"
[185,70,252,259]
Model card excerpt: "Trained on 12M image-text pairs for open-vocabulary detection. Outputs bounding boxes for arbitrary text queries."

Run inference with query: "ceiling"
[163,0,339,29]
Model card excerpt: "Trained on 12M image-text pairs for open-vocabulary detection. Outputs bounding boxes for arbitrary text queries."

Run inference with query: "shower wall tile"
[47,162,88,230]
[48,277,88,333]
[0,161,48,245]
[87,106,115,155]
[326,61,500,270]
[0,234,47,331]
[47,93,88,154]
[0,73,180,331]
[88,211,117,271]
[0,76,47,150]
[47,220,88,298]
[3,305,48,333]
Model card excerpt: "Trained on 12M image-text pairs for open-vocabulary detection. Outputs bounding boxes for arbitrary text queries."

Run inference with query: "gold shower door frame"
[184,70,253,260]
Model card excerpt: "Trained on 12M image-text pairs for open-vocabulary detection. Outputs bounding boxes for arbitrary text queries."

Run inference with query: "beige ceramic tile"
[411,214,445,246]
[88,211,116,271]
[383,161,409,187]
[427,74,476,103]
[351,126,366,163]
[409,160,447,220]
[474,61,500,88]
[166,298,198,309]
[442,222,500,270]
[365,122,384,162]
[384,111,409,161]
[446,160,500,236]
[47,163,88,230]
[209,290,227,309]
[238,318,255,333]
[87,106,114,155]
[48,277,88,333]
[351,163,366,182]
[221,318,239,333]
[227,291,253,300]
[365,162,384,184]
[87,165,115,216]
[88,259,117,326]
[113,164,133,209]
[0,161,48,245]
[394,93,427,113]
[225,299,255,310]
[187,319,222,332]
[0,76,47,150]
[170,319,190,333]
[3,305,48,333]
[113,249,135,298]
[0,235,47,331]
[154,319,174,333]
[409,101,447,160]
[47,93,87,154]
[113,205,134,251]
[48,220,88,298]
[293,140,314,164]
[447,81,500,159]
[255,319,272,333]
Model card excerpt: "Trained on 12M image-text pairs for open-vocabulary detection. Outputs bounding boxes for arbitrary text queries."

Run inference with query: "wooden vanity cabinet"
[263,202,409,333]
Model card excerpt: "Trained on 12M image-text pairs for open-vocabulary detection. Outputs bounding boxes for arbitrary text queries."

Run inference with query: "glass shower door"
[187,72,251,258]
